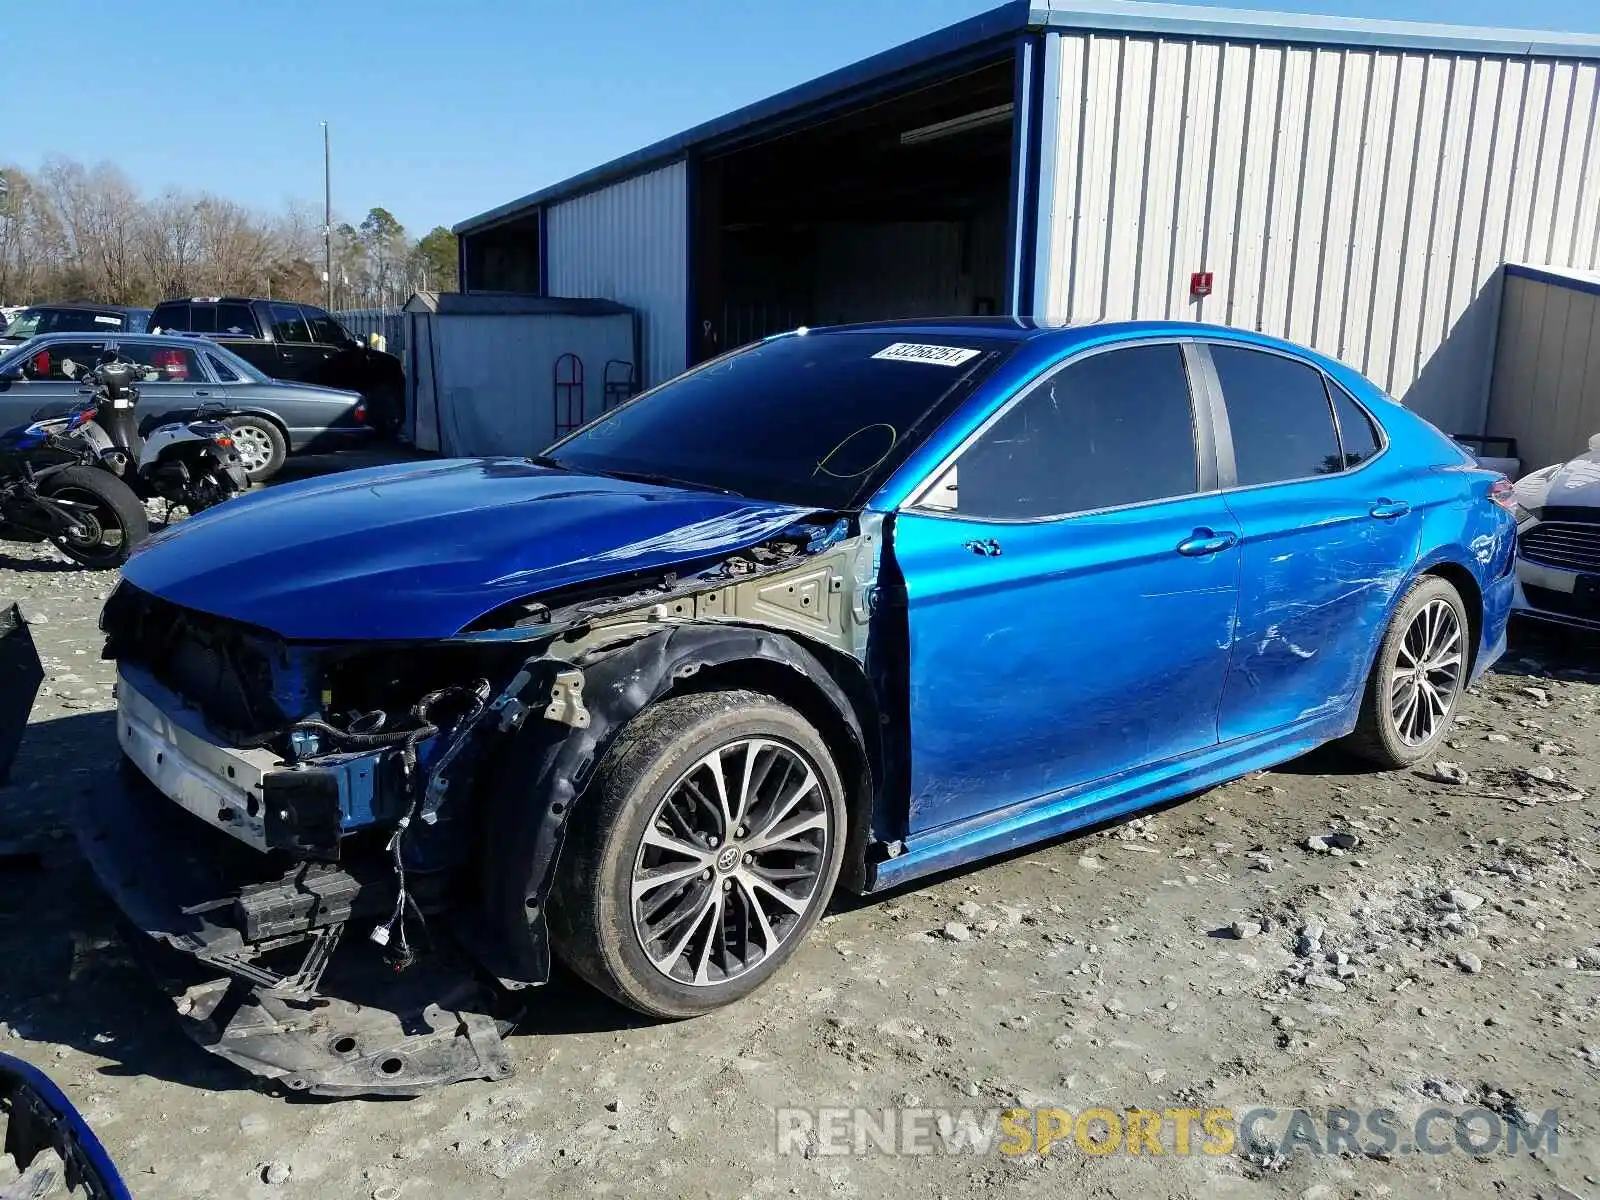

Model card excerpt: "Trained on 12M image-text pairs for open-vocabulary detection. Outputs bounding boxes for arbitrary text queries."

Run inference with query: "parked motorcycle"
[67,354,250,513]
[0,400,149,569]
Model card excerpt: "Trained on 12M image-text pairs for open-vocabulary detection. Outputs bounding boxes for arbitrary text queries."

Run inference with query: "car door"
[267,303,328,385]
[0,340,111,428]
[1200,342,1423,742]
[889,341,1243,832]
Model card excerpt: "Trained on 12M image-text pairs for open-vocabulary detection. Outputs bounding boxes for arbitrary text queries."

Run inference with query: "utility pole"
[322,122,333,310]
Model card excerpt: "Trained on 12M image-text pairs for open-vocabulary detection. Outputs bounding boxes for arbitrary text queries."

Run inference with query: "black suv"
[147,297,404,432]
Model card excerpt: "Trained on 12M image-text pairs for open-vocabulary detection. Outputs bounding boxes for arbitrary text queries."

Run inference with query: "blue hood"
[121,459,819,640]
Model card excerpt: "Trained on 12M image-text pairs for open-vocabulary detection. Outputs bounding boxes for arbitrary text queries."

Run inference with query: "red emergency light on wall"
[1190,272,1215,301]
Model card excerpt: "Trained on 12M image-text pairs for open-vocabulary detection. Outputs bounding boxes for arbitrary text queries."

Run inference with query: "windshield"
[547,331,1013,508]
[3,308,128,339]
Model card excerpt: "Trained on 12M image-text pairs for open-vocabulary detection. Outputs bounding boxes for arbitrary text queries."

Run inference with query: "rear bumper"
[72,769,514,1096]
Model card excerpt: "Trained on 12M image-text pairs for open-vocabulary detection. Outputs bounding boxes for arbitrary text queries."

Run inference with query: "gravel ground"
[3,504,1600,1199]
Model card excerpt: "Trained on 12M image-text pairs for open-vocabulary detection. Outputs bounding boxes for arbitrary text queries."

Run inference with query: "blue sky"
[6,0,1599,238]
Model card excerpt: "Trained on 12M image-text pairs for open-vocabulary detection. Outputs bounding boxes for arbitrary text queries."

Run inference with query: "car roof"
[19,302,143,314]
[793,317,1367,382]
[7,332,219,348]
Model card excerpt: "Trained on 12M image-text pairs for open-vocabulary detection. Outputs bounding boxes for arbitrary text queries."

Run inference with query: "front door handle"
[1176,529,1238,557]
[1370,499,1412,520]
[963,538,1003,558]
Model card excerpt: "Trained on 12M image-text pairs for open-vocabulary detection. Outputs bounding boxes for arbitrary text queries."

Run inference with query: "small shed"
[1487,265,1600,474]
[402,291,639,457]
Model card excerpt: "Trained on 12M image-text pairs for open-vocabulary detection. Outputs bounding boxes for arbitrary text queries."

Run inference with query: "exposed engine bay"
[82,514,886,1096]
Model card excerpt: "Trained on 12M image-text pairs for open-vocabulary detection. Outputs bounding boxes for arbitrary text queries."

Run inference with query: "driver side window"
[20,341,111,381]
[918,344,1201,520]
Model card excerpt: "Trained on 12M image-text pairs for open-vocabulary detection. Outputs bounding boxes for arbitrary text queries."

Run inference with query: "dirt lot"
[3,511,1599,1199]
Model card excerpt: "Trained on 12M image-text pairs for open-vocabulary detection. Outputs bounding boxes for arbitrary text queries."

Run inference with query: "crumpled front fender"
[475,624,871,987]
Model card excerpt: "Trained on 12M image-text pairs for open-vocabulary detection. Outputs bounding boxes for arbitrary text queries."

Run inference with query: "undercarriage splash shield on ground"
[0,604,44,786]
[73,770,516,1097]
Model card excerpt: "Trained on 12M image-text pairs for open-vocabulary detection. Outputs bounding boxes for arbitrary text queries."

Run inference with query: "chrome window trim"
[1195,340,1392,495]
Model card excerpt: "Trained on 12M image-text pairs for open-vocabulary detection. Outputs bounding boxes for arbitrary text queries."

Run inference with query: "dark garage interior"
[691,55,1017,363]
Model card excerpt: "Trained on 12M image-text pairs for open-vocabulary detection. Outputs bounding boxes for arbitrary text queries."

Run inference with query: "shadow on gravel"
[0,553,78,574]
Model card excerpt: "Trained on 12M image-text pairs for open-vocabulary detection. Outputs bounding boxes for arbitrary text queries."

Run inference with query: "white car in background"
[1512,434,1600,631]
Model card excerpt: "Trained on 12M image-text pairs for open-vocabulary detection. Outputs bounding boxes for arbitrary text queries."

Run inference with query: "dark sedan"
[0,333,374,482]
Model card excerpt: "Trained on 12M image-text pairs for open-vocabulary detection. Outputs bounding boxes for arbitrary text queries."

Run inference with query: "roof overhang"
[455,0,1600,237]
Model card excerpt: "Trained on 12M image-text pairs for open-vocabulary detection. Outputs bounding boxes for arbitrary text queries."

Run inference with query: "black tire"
[40,466,148,569]
[1343,575,1471,768]
[225,415,287,484]
[549,690,847,1019]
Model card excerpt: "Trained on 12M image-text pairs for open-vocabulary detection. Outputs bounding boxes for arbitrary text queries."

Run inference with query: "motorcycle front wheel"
[41,467,149,569]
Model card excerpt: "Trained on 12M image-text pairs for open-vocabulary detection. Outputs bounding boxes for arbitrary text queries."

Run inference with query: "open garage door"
[691,55,1018,363]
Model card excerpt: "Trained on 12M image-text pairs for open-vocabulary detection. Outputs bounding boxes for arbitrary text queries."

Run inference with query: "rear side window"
[121,343,202,382]
[149,304,189,333]
[216,303,257,336]
[205,352,244,382]
[933,344,1199,520]
[1210,346,1341,486]
[1329,384,1382,469]
[269,303,311,344]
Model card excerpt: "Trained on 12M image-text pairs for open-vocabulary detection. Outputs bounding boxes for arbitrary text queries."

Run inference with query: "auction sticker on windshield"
[872,343,982,367]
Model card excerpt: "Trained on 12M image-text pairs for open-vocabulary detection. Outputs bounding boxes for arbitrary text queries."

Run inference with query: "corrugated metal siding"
[1488,272,1600,472]
[1036,33,1600,436]
[545,161,688,387]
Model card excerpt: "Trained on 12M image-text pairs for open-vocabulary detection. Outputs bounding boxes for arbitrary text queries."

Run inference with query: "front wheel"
[41,466,149,569]
[1343,575,1471,768]
[549,691,847,1018]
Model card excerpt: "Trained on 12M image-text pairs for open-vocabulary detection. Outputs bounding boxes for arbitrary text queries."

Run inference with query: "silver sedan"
[0,332,375,482]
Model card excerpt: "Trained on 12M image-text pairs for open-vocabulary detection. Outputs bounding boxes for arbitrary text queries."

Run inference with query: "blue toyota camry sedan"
[80,319,1517,1095]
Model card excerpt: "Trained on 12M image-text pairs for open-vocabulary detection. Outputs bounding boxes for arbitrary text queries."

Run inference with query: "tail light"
[353,403,368,425]
[214,435,235,450]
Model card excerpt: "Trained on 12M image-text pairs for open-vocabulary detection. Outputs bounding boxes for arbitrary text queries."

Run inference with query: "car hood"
[1517,449,1600,510]
[120,458,822,640]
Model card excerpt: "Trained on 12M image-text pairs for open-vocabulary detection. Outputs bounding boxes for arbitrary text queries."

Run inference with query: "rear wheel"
[41,467,148,569]
[225,415,286,483]
[1343,575,1470,768]
[549,691,846,1018]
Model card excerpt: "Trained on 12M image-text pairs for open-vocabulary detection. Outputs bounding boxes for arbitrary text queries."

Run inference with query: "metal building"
[454,0,1600,439]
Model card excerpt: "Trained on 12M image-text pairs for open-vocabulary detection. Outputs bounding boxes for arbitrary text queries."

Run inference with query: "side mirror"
[1589,433,1600,455]
[0,365,22,381]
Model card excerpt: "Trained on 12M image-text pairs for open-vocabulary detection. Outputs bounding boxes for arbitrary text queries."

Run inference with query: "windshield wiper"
[594,468,744,498]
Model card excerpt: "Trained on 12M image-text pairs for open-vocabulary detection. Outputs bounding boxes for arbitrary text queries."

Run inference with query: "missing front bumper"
[72,768,515,1097]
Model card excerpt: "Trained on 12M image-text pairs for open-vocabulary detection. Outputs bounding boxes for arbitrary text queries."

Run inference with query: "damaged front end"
[79,513,882,1096]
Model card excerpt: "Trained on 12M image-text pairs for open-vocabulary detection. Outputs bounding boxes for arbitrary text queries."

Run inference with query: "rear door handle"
[1176,529,1238,557]
[1370,500,1412,520]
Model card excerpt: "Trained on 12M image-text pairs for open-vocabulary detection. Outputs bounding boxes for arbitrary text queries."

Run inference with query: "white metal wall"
[1488,270,1600,472]
[1034,33,1600,436]
[546,161,688,387]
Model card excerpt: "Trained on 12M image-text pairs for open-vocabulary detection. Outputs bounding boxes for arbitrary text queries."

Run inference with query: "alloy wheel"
[231,425,273,473]
[631,737,830,987]
[1388,597,1464,746]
